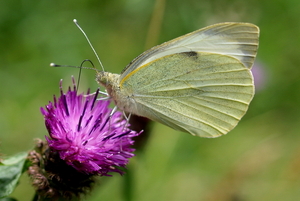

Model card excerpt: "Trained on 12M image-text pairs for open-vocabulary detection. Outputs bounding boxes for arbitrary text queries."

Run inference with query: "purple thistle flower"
[40,78,141,176]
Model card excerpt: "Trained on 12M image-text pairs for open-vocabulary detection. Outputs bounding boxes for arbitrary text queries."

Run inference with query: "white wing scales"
[120,52,254,137]
[120,22,259,81]
[108,22,260,137]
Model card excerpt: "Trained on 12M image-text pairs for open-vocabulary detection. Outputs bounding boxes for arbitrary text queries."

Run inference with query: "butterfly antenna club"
[73,19,105,72]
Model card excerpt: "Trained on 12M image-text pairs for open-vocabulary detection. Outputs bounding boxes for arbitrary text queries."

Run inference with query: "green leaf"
[0,152,28,198]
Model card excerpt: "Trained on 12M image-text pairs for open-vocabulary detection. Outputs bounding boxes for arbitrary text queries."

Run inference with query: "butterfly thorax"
[96,71,137,113]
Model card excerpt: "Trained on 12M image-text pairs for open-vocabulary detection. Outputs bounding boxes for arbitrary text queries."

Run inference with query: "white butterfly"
[96,22,259,137]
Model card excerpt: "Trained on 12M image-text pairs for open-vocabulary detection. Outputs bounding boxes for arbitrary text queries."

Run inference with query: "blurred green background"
[1,0,300,200]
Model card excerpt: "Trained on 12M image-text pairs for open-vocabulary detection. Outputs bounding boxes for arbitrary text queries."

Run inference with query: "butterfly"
[95,22,259,138]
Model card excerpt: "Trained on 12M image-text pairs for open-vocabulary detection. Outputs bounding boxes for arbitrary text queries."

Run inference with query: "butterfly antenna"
[73,19,105,72]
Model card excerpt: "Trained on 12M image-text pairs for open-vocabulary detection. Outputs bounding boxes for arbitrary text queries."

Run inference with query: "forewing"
[120,52,254,137]
[120,22,259,81]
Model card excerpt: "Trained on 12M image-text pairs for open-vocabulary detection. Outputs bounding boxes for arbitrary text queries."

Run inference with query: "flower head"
[40,78,140,176]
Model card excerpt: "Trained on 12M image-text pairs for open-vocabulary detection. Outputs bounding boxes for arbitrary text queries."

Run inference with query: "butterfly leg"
[84,89,109,100]
[122,111,132,130]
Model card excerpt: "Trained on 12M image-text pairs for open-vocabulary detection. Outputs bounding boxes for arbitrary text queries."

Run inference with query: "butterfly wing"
[120,22,259,81]
[120,52,254,137]
[116,22,259,137]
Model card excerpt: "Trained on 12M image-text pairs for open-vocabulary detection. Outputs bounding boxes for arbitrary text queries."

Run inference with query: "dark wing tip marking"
[180,51,198,57]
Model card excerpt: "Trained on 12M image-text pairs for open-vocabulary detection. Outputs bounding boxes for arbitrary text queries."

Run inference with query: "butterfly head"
[96,71,120,96]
